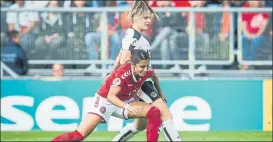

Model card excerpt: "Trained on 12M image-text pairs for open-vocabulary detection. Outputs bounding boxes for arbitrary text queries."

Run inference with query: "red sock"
[146,107,161,142]
[51,130,84,142]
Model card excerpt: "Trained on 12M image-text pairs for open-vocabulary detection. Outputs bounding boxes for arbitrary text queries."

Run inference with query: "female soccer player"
[111,0,181,141]
[51,49,161,142]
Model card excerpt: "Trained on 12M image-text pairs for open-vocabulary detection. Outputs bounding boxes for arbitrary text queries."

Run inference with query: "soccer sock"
[112,123,140,141]
[162,119,181,142]
[146,106,161,142]
[51,130,84,142]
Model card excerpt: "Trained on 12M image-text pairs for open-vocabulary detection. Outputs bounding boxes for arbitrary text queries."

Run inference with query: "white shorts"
[88,93,136,123]
[139,78,161,104]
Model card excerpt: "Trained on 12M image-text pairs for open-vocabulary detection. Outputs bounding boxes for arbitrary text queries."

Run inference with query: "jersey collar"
[131,64,138,82]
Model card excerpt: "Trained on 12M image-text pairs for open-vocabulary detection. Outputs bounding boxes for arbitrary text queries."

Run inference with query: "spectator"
[85,1,121,61]
[1,30,29,75]
[150,1,186,69]
[265,0,273,7]
[35,1,66,60]
[25,1,49,8]
[116,0,128,7]
[207,0,230,61]
[64,0,103,7]
[169,0,209,70]
[65,0,93,60]
[219,1,230,42]
[41,63,64,81]
[52,63,64,78]
[240,0,269,69]
[230,0,246,44]
[6,0,39,58]
[257,2,272,62]
[1,0,12,47]
[172,0,191,7]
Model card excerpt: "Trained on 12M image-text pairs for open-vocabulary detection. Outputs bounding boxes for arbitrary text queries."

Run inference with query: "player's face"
[134,13,153,31]
[133,59,150,77]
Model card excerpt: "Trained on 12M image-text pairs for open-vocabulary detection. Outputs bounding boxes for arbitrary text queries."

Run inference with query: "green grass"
[1,131,272,141]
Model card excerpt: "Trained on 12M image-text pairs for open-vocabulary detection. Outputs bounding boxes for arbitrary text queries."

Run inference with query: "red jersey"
[97,63,155,101]
[242,4,270,34]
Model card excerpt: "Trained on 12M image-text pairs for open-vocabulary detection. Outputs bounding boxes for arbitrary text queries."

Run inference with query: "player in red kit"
[112,0,181,141]
[51,49,161,142]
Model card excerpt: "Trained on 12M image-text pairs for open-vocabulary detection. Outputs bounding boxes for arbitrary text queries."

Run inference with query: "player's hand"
[136,89,142,97]
[126,105,143,115]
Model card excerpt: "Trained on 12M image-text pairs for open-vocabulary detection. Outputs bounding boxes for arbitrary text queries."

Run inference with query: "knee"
[146,106,161,121]
[157,103,173,120]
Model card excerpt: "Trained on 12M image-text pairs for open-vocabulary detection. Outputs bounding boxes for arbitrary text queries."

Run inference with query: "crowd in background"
[1,0,272,76]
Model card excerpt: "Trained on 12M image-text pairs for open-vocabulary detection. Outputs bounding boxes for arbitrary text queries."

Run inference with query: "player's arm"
[107,86,127,109]
[112,49,131,70]
[151,74,163,96]
[107,86,143,114]
[113,50,122,70]
[112,30,139,70]
[151,74,167,103]
[119,50,132,65]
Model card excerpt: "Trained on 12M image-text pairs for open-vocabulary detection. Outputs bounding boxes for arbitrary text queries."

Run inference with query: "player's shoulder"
[111,64,132,84]
[124,28,141,41]
[114,63,131,75]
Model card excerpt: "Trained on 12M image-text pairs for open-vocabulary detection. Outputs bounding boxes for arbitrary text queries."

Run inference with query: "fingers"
[136,89,142,97]
[130,106,143,115]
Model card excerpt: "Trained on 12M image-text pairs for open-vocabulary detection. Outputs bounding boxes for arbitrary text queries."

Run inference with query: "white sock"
[112,123,140,142]
[162,119,181,142]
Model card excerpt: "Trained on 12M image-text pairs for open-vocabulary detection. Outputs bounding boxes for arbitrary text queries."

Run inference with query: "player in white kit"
[111,0,181,141]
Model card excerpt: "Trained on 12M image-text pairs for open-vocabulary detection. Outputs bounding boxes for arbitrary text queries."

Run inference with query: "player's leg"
[142,80,181,141]
[152,98,181,141]
[112,80,181,142]
[51,113,101,142]
[111,97,148,142]
[52,94,113,142]
[127,101,161,142]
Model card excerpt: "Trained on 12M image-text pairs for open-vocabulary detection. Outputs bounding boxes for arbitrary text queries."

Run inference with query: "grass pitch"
[1,131,272,141]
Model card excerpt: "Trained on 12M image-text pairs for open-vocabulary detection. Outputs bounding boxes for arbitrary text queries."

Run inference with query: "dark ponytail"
[131,49,150,65]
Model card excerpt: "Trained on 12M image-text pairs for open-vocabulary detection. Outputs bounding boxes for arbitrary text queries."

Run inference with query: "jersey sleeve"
[110,71,126,88]
[121,29,141,52]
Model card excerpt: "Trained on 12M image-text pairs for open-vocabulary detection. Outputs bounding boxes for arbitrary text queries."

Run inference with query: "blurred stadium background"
[1,0,272,141]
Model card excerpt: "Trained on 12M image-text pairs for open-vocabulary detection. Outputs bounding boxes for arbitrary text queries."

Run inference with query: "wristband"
[124,103,130,110]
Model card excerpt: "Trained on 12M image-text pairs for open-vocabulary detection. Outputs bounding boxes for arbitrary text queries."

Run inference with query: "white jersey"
[121,28,151,57]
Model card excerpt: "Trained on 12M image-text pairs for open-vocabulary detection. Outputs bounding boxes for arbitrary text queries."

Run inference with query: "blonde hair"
[128,0,159,22]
